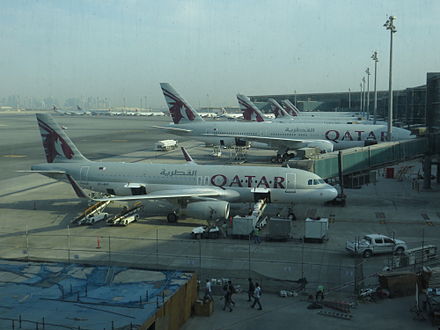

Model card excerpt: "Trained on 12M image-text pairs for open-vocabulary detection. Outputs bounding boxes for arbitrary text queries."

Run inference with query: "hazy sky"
[1,0,439,107]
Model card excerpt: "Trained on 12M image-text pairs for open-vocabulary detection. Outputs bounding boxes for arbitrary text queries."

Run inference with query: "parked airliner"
[28,114,337,223]
[156,83,414,163]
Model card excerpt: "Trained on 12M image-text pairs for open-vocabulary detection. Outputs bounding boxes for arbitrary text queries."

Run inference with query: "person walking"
[251,283,262,310]
[227,280,236,306]
[204,279,213,301]
[222,282,233,312]
[254,228,261,244]
[247,278,255,302]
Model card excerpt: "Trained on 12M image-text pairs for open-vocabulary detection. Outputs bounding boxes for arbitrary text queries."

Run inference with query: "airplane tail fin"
[236,94,266,122]
[36,113,88,163]
[181,147,197,164]
[281,100,299,116]
[160,83,204,124]
[268,98,291,119]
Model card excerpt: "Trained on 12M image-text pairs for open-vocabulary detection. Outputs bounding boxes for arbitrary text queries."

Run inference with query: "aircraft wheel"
[167,212,178,223]
[277,156,284,163]
[363,250,372,258]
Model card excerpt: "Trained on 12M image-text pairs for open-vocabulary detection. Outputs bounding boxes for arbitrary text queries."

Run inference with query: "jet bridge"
[286,136,438,180]
[285,136,440,205]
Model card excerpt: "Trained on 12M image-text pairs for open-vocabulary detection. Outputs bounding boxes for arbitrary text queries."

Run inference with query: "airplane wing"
[17,170,66,174]
[202,133,333,152]
[93,187,239,202]
[64,174,240,202]
[152,125,192,133]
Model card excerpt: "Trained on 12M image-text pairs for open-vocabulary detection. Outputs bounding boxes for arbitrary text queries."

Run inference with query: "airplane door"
[285,173,296,193]
[197,176,203,185]
[80,166,89,182]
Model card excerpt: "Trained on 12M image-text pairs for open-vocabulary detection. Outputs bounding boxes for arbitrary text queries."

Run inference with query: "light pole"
[371,51,379,124]
[365,68,370,120]
[348,88,351,110]
[360,83,363,113]
[384,15,396,141]
[362,77,366,117]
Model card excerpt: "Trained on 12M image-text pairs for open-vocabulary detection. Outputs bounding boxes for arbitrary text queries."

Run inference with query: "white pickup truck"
[346,234,407,258]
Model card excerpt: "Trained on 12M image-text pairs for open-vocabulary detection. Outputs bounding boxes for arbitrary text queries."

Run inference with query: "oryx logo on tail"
[37,118,74,163]
[268,98,290,119]
[160,83,202,124]
[237,94,265,122]
[281,100,299,116]
[36,114,87,163]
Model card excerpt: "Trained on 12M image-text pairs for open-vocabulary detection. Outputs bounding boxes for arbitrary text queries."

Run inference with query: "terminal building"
[250,72,440,128]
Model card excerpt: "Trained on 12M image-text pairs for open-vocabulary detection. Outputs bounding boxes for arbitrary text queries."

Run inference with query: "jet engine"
[364,140,378,146]
[306,140,334,153]
[182,201,230,221]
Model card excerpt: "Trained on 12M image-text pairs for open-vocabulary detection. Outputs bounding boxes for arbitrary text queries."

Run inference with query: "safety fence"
[0,230,436,296]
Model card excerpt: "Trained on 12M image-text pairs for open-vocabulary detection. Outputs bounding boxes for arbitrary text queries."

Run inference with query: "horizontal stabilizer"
[152,125,192,133]
[65,174,89,198]
[93,187,239,202]
[17,170,66,175]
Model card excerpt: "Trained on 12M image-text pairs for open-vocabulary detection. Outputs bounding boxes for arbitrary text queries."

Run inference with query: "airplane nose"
[329,186,338,200]
[321,185,338,201]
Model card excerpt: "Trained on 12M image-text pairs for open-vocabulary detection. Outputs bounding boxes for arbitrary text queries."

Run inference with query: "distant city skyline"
[1,1,439,108]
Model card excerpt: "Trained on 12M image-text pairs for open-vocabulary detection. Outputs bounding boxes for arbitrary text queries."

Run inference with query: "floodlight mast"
[384,16,396,141]
[365,68,371,120]
[371,51,379,124]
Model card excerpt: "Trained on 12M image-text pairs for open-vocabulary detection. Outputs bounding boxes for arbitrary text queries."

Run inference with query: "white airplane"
[197,110,219,119]
[27,113,337,223]
[281,99,386,125]
[52,105,91,116]
[267,99,370,125]
[281,99,360,118]
[156,83,414,163]
[218,108,242,120]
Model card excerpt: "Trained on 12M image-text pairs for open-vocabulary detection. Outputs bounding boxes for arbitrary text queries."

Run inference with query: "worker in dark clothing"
[222,281,233,312]
[228,280,236,306]
[316,285,325,301]
[248,278,255,302]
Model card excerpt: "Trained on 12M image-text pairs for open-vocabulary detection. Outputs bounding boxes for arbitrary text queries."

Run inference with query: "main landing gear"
[271,153,295,163]
[167,212,178,223]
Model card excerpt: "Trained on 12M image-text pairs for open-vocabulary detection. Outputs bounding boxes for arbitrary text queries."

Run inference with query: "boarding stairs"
[72,200,111,225]
[107,202,143,226]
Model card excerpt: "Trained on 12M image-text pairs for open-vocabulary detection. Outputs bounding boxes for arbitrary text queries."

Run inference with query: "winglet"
[181,147,197,164]
[66,174,89,198]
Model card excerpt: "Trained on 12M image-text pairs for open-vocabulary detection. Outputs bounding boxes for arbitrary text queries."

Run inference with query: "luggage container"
[267,217,292,241]
[304,217,328,243]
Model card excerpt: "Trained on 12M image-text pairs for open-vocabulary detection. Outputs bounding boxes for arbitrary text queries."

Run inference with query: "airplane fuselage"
[32,161,337,204]
[164,121,413,150]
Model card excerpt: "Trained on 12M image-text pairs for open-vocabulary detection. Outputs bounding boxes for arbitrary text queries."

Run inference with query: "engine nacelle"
[364,139,378,146]
[305,140,334,153]
[182,201,230,221]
